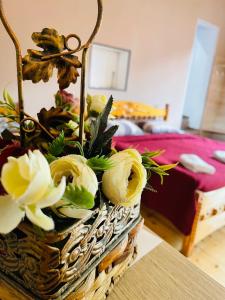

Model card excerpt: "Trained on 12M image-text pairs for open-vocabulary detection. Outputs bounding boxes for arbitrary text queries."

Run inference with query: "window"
[88,43,131,91]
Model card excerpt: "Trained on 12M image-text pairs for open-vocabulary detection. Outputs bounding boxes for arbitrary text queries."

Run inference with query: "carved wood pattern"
[0,202,140,299]
[68,221,142,300]
[200,205,225,221]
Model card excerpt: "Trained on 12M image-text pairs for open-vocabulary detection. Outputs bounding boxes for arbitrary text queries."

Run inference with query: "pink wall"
[1,0,225,126]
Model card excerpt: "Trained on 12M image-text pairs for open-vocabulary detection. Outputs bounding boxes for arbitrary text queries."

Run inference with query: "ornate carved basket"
[0,202,142,299]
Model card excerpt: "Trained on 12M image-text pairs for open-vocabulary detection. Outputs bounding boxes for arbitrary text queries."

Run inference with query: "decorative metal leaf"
[57,55,82,89]
[31,28,65,52]
[22,28,82,89]
[38,107,73,129]
[23,51,54,83]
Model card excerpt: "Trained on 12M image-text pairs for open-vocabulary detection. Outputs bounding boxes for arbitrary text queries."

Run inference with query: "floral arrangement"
[0,5,177,298]
[0,90,175,234]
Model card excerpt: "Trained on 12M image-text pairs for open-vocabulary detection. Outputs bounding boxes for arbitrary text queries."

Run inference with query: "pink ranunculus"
[56,90,80,112]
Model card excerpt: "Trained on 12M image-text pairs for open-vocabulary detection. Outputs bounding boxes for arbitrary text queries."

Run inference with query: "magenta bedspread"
[114,133,225,235]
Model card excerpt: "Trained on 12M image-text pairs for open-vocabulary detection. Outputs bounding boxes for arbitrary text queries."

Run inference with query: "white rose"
[0,150,66,234]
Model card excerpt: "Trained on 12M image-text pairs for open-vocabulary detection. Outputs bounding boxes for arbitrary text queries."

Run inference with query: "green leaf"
[45,153,57,163]
[159,163,178,171]
[0,114,18,120]
[97,95,113,134]
[142,150,165,159]
[142,156,159,167]
[3,89,16,109]
[62,184,95,209]
[87,155,113,172]
[66,140,84,156]
[48,131,65,156]
[92,125,118,156]
[142,151,177,184]
[71,114,80,123]
[66,120,79,131]
[55,93,63,107]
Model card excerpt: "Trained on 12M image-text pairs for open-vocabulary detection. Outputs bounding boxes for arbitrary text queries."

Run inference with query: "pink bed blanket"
[114,133,225,235]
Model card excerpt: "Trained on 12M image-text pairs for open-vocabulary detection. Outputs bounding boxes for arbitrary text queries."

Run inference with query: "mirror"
[88,43,131,91]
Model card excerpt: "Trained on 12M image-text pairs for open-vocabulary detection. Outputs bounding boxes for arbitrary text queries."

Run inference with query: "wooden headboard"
[112,101,169,121]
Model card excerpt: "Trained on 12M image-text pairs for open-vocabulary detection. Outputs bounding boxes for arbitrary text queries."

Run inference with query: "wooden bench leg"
[181,235,194,257]
[181,192,203,257]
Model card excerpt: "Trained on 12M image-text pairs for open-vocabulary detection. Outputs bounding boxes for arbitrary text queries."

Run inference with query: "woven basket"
[0,201,141,299]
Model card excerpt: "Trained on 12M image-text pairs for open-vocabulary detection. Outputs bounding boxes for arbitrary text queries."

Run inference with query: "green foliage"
[3,89,16,110]
[47,131,85,157]
[45,153,57,164]
[142,150,165,158]
[66,141,84,156]
[142,151,177,184]
[0,90,19,123]
[67,141,84,156]
[86,96,118,157]
[55,93,63,107]
[87,155,113,172]
[62,184,95,209]
[48,131,65,156]
[66,120,79,131]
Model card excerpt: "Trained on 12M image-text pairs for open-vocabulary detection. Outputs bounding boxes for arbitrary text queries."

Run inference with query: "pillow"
[143,120,184,134]
[108,119,144,136]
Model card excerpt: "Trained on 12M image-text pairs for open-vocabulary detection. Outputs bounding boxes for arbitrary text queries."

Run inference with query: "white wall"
[1,0,225,127]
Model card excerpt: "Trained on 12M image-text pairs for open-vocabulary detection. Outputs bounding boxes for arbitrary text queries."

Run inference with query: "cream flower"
[0,150,66,234]
[66,120,80,137]
[50,155,98,218]
[102,149,147,207]
[87,94,107,115]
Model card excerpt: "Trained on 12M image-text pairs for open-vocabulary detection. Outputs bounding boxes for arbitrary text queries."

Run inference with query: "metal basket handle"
[0,0,103,146]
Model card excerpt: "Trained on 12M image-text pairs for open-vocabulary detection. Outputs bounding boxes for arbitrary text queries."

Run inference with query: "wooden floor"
[141,206,225,287]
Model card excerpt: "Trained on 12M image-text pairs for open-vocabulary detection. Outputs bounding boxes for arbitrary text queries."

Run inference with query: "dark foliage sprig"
[85,96,118,158]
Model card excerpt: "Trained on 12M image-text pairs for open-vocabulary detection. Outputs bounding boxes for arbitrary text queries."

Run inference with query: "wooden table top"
[0,241,225,300]
[108,242,225,300]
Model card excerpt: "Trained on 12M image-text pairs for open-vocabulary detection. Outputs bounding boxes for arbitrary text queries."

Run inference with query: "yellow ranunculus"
[0,150,66,234]
[102,149,147,207]
[50,155,98,218]
[87,94,107,115]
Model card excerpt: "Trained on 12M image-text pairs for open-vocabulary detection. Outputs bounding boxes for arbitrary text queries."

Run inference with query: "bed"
[112,101,225,256]
[112,101,169,121]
